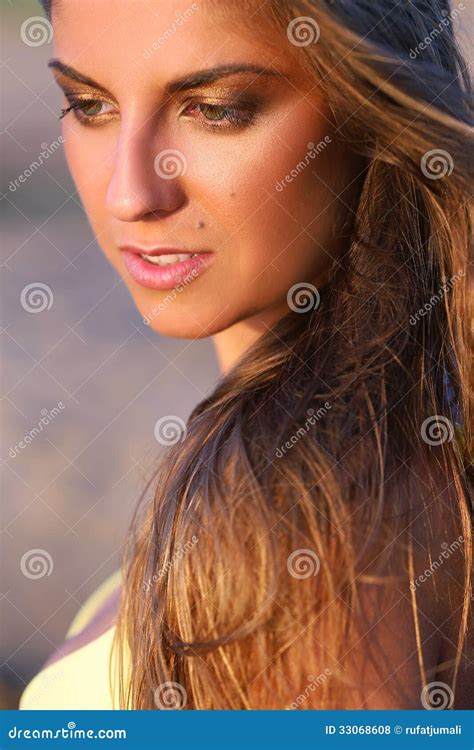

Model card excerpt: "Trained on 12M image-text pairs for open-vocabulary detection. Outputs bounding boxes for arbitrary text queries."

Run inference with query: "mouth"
[119,245,215,291]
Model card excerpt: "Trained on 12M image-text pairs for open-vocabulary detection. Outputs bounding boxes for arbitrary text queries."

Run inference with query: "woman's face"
[50,0,362,338]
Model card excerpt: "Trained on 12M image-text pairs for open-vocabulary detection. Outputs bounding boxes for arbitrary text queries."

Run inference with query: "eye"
[59,97,117,126]
[182,101,258,130]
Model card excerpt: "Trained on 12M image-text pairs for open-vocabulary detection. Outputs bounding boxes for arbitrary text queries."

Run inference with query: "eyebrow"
[47,60,284,95]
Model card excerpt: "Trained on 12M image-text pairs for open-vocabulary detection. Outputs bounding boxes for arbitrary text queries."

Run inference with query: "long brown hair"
[106,0,473,709]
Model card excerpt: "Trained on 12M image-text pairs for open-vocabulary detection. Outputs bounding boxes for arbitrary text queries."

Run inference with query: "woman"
[20,0,472,710]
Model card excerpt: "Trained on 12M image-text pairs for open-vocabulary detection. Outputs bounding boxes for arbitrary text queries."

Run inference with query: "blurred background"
[1,0,220,708]
[1,0,472,711]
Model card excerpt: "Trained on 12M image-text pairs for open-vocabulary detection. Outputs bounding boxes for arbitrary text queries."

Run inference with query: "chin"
[146,318,216,339]
[136,299,229,340]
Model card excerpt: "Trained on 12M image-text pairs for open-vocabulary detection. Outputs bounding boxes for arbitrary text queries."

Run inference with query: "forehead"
[51,0,302,91]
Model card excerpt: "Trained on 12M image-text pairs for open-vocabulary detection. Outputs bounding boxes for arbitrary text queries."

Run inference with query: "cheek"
[62,96,338,293]
[63,132,113,236]
[190,102,337,277]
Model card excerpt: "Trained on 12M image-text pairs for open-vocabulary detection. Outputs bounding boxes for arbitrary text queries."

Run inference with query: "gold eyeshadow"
[54,67,278,100]
[53,69,277,131]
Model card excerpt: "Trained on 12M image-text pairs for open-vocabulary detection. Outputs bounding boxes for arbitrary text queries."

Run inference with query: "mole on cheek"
[230,192,236,198]
[197,220,205,228]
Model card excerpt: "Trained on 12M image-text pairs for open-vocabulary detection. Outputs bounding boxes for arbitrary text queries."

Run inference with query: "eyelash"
[59,99,113,125]
[59,97,259,131]
[184,101,258,130]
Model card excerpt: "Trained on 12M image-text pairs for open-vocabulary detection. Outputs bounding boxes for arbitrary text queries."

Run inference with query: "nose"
[105,124,187,222]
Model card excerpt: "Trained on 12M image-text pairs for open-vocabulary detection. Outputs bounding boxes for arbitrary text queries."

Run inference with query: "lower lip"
[121,250,214,290]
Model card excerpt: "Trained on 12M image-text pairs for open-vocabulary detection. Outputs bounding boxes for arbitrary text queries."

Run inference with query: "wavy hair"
[111,0,472,709]
[40,0,473,709]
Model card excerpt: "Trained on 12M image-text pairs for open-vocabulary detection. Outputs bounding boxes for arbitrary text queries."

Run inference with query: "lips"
[119,245,214,291]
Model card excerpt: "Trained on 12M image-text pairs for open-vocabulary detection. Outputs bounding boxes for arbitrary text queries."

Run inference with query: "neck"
[212,302,289,376]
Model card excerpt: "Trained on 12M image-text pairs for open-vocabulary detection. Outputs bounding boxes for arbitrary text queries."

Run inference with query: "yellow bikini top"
[19,569,125,710]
